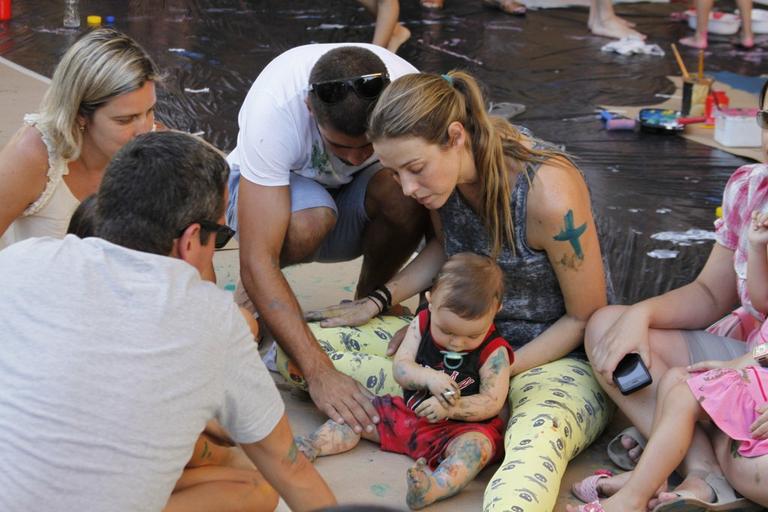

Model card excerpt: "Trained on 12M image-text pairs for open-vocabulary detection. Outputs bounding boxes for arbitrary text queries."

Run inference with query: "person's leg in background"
[679,0,714,49]
[483,358,613,512]
[356,0,411,53]
[588,0,645,40]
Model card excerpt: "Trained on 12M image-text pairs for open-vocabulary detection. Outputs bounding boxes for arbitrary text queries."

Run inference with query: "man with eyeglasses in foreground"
[0,131,335,511]
[227,44,426,435]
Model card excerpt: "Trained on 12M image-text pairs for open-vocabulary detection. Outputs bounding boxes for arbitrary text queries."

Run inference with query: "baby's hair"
[66,194,98,238]
[431,252,504,319]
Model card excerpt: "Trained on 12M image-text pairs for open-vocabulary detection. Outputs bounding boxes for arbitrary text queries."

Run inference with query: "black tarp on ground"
[1,0,765,303]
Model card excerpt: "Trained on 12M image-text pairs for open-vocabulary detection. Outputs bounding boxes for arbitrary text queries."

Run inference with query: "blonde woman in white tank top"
[0,28,158,249]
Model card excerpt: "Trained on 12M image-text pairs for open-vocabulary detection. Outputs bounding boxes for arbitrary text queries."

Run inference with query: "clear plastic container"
[63,0,80,28]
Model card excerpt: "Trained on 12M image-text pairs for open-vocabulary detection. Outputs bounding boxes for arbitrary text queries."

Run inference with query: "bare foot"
[294,436,318,462]
[738,35,755,49]
[589,15,646,40]
[679,35,707,49]
[620,435,644,465]
[406,458,436,510]
[648,473,714,510]
[421,0,444,8]
[483,0,526,16]
[387,23,411,53]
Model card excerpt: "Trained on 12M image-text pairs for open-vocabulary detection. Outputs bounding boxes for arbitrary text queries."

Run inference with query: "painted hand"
[415,396,450,423]
[304,298,381,327]
[426,371,460,408]
[386,324,408,356]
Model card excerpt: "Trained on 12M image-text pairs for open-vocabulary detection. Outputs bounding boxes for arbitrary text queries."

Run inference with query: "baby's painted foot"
[679,35,707,49]
[406,458,435,510]
[737,35,755,50]
[294,436,318,463]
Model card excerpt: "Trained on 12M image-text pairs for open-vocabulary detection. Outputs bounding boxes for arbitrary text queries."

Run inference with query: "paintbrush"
[697,50,704,80]
[671,43,691,81]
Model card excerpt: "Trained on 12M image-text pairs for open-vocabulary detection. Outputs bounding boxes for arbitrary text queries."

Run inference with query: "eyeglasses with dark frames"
[310,72,390,104]
[178,220,236,249]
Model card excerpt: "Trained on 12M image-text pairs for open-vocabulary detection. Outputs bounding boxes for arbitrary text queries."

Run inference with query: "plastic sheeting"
[0,0,765,304]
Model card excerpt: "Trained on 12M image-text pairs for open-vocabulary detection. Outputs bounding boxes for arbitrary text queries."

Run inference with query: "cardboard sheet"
[602,76,765,163]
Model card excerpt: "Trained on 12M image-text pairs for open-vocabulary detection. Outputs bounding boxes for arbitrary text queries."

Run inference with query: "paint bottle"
[0,0,11,21]
[86,15,101,27]
[63,0,80,28]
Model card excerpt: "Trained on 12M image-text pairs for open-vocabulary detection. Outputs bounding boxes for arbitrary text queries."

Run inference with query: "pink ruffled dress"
[688,366,768,457]
[689,164,768,458]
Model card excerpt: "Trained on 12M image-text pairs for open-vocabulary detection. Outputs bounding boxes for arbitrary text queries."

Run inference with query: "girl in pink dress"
[567,165,768,512]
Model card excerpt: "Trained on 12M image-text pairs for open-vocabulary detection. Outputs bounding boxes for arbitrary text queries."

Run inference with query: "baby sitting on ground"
[296,252,513,509]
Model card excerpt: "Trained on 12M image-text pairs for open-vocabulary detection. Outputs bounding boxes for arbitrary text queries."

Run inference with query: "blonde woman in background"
[0,28,158,249]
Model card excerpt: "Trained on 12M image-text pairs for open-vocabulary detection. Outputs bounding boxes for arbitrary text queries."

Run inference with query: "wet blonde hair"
[368,71,568,257]
[38,28,160,161]
[431,252,504,320]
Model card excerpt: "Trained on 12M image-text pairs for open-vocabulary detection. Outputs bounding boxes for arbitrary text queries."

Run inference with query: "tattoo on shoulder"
[553,209,587,266]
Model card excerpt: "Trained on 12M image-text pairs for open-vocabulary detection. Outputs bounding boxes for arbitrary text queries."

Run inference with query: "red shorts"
[373,395,505,469]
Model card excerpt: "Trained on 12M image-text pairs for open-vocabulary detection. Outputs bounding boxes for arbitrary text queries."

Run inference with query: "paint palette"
[638,108,684,134]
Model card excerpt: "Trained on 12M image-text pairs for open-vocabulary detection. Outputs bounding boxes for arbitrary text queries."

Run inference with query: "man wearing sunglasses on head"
[226,44,425,435]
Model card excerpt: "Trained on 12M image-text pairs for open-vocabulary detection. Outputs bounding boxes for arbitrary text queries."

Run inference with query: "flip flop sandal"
[482,0,527,16]
[651,473,763,512]
[606,426,646,471]
[572,470,614,503]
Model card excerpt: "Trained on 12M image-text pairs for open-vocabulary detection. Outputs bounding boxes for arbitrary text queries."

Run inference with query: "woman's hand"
[591,305,652,379]
[425,371,460,408]
[304,298,381,327]
[414,396,451,423]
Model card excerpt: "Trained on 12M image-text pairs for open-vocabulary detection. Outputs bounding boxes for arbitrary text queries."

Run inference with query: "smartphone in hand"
[613,353,652,395]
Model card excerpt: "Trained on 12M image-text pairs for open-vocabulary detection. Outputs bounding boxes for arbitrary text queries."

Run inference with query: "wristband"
[376,285,393,309]
[366,295,384,315]
[368,289,389,313]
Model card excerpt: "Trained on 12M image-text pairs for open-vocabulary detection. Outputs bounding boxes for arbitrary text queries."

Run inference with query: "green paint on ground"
[370,483,390,497]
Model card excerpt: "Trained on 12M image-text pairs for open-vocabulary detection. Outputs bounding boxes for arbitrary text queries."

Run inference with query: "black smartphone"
[613,353,652,396]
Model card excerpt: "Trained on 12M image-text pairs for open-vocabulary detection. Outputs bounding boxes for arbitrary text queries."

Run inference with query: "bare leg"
[356,168,428,299]
[585,306,726,508]
[166,433,278,512]
[357,0,411,53]
[712,429,768,505]
[736,0,754,48]
[166,467,278,512]
[295,419,380,461]
[680,0,714,49]
[588,0,645,39]
[406,432,493,509]
[567,370,708,512]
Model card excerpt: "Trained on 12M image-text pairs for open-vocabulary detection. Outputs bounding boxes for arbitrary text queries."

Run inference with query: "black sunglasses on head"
[179,220,235,249]
[310,72,390,104]
[757,109,768,130]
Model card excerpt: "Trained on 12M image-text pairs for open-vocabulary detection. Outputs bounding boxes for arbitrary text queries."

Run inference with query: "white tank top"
[0,114,80,250]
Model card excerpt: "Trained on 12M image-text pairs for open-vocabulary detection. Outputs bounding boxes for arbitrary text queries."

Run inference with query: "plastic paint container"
[87,15,101,26]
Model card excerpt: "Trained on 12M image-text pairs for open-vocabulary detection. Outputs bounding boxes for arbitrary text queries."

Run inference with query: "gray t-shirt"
[0,236,284,511]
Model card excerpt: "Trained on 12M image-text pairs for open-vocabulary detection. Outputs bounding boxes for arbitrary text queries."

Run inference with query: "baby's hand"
[426,371,460,408]
[415,396,450,423]
[748,210,768,248]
